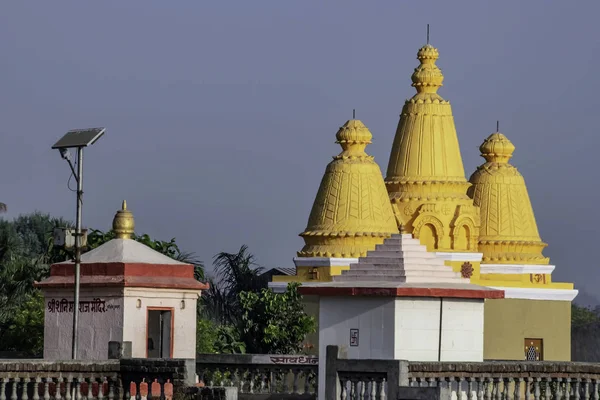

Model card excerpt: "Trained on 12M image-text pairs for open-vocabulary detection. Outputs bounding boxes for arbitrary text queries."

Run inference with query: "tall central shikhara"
[385,44,480,252]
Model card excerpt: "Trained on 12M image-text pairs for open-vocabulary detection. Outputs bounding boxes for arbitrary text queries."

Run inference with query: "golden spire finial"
[411,43,443,94]
[112,200,135,239]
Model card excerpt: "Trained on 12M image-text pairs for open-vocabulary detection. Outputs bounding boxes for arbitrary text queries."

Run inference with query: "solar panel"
[52,128,106,149]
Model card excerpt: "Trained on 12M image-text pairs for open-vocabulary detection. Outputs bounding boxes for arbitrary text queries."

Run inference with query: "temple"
[271,41,577,361]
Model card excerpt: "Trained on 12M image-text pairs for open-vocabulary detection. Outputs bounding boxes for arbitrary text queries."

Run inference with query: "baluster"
[96,378,103,400]
[107,378,114,400]
[219,368,225,388]
[290,369,297,395]
[524,378,530,400]
[379,379,386,400]
[341,379,347,400]
[249,370,255,394]
[506,378,513,400]
[10,378,18,400]
[350,379,357,400]
[476,378,483,400]
[368,379,375,400]
[456,377,463,400]
[533,378,540,400]
[360,379,366,400]
[303,370,310,395]
[80,377,87,400]
[467,377,474,400]
[594,380,599,400]
[493,378,501,400]
[575,379,582,400]
[585,380,591,400]
[32,376,41,400]
[21,376,29,400]
[564,379,571,400]
[259,369,266,394]
[515,379,522,400]
[65,376,72,400]
[485,378,493,400]
[44,377,51,400]
[0,378,6,400]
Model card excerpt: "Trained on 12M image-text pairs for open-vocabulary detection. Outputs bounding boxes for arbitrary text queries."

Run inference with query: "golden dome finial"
[479,130,516,164]
[112,200,135,239]
[411,43,443,94]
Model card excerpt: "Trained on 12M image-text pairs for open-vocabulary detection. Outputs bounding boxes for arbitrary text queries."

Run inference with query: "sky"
[1,1,599,303]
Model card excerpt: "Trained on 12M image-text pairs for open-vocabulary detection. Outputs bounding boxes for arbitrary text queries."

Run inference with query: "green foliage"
[201,245,266,325]
[572,304,600,328]
[0,290,44,356]
[196,319,218,354]
[238,282,316,354]
[214,325,246,354]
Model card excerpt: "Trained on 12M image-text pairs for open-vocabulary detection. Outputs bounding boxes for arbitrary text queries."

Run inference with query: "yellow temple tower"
[467,129,577,361]
[273,119,398,287]
[384,43,483,276]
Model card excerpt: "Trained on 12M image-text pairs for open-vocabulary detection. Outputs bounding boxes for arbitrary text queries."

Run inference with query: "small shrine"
[36,201,208,360]
[299,233,503,399]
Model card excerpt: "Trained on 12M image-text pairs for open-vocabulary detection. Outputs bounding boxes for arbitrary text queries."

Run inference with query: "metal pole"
[71,147,84,360]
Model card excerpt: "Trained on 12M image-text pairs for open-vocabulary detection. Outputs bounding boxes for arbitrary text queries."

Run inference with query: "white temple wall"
[393,297,484,361]
[42,287,124,360]
[123,288,198,359]
[318,296,396,399]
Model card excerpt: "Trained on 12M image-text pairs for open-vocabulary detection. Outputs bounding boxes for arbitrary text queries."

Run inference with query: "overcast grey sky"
[1,1,599,303]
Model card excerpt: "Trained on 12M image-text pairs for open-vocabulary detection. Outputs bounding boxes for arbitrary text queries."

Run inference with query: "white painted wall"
[318,297,396,400]
[43,287,199,360]
[439,299,483,361]
[393,298,484,361]
[316,295,485,398]
[43,288,124,360]
[123,288,198,359]
[394,298,440,361]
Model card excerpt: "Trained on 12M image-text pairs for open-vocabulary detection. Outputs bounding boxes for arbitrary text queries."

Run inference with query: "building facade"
[271,41,577,361]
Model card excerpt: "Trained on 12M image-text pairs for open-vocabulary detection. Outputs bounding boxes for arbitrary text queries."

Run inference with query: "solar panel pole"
[52,127,105,361]
[72,146,84,360]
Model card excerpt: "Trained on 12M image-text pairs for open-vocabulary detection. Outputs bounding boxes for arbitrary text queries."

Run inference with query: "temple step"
[348,263,453,272]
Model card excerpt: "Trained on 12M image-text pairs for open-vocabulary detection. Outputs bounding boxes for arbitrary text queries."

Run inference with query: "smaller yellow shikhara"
[298,119,399,258]
[468,132,549,265]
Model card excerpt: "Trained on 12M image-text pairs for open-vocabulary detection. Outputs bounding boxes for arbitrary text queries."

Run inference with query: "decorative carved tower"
[468,131,549,264]
[385,44,479,252]
[298,119,399,259]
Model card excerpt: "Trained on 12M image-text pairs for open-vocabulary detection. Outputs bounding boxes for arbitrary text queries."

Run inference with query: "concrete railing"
[0,359,193,400]
[196,353,318,398]
[407,361,600,400]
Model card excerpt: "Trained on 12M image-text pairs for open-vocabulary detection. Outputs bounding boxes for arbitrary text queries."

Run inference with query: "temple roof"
[385,43,470,187]
[468,131,549,264]
[37,202,207,290]
[298,119,398,258]
[58,239,187,265]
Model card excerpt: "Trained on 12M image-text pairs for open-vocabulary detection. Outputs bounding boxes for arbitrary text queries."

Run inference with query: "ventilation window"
[524,338,543,361]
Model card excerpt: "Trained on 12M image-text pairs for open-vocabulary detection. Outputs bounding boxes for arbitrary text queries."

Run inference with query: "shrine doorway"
[146,308,173,358]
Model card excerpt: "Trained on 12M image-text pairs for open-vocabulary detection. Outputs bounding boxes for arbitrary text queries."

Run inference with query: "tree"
[0,203,6,213]
[572,304,600,328]
[201,245,265,325]
[238,282,316,354]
